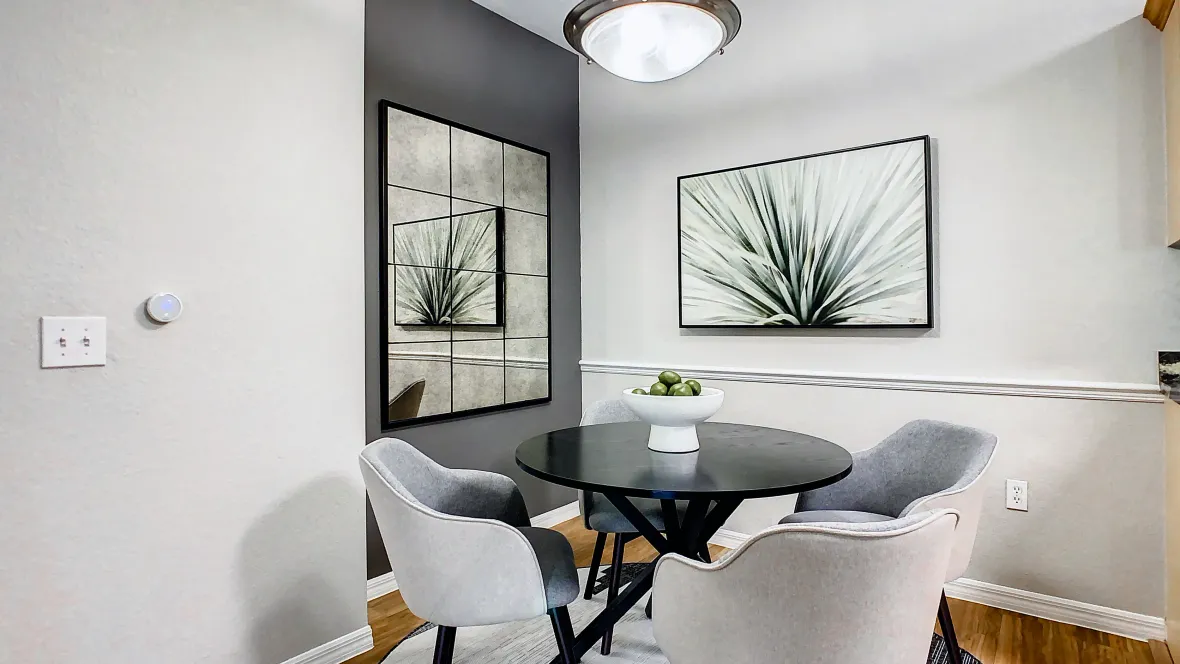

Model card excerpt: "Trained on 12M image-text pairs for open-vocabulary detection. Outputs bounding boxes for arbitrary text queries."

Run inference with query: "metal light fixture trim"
[564,0,742,83]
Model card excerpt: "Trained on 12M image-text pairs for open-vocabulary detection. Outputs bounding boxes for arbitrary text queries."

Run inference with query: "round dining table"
[515,421,854,664]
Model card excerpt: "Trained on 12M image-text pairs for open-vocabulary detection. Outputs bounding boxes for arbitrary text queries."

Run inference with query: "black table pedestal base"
[547,494,742,664]
[516,422,853,664]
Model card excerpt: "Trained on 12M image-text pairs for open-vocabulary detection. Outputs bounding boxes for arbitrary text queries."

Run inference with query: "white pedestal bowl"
[620,387,725,453]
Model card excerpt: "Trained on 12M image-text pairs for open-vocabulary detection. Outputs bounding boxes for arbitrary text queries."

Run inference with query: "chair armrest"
[360,459,547,626]
[899,454,993,581]
[439,468,531,528]
[898,450,994,517]
[798,420,997,520]
[396,512,547,626]
[794,446,888,514]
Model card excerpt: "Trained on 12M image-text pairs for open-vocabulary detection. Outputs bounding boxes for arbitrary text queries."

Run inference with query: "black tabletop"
[515,422,854,499]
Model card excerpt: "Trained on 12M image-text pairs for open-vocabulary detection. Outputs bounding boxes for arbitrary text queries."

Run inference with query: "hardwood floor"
[936,599,1156,664]
[347,518,1159,664]
[1149,640,1174,664]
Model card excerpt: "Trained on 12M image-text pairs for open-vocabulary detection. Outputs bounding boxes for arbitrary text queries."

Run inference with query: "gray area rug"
[381,566,981,663]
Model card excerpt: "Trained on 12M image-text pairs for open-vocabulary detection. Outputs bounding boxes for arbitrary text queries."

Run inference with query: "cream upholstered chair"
[652,510,960,664]
[579,399,689,654]
[780,420,998,664]
[360,438,580,664]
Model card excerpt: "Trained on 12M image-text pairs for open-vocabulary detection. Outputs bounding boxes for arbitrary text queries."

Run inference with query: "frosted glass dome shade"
[580,3,726,83]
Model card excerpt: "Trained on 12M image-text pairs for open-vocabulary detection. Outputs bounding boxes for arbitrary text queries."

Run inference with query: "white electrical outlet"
[1006,479,1028,511]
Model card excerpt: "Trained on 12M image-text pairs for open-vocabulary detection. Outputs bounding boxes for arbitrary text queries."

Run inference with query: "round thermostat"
[144,293,183,324]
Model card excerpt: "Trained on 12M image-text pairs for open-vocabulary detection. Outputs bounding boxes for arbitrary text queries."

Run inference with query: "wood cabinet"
[1165,14,1180,247]
[1167,401,1180,652]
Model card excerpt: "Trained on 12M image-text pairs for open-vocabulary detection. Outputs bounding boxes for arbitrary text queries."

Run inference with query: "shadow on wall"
[367,497,392,578]
[237,476,365,664]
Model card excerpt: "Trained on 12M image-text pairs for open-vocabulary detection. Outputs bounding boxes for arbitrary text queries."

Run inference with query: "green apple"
[658,370,682,386]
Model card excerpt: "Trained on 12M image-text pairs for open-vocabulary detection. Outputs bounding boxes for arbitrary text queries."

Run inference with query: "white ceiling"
[470,0,575,51]
[470,0,1148,58]
[472,0,1151,130]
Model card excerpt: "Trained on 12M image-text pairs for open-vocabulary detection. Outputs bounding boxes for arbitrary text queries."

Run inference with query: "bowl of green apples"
[621,370,724,453]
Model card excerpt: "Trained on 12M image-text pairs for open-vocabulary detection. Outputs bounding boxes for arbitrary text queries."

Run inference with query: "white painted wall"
[580,0,1179,617]
[0,2,366,663]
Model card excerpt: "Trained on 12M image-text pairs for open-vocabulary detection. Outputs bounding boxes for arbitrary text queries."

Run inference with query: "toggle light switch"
[41,317,106,368]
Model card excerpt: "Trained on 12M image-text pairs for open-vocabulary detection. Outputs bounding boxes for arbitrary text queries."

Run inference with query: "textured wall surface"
[580,2,1177,617]
[365,0,581,578]
[0,1,367,662]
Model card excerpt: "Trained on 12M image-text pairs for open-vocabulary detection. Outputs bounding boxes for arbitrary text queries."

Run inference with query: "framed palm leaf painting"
[678,136,933,328]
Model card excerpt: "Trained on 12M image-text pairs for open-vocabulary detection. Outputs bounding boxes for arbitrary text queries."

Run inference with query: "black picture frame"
[379,100,553,431]
[389,206,505,328]
[676,135,935,330]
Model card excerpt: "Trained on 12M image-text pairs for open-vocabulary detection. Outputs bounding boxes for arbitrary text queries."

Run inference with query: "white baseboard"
[366,501,584,601]
[367,571,399,602]
[580,359,1164,403]
[279,626,374,664]
[529,501,582,528]
[707,527,750,550]
[944,577,1166,642]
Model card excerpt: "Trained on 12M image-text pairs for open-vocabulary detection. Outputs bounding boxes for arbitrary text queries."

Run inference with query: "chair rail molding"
[580,360,1164,404]
[390,348,547,370]
[279,626,374,664]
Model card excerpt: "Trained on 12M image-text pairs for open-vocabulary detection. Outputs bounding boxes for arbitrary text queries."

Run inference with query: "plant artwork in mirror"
[392,208,504,326]
[678,136,933,328]
[380,101,550,429]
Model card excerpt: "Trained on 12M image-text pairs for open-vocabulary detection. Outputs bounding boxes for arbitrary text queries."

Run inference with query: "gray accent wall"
[365,0,581,578]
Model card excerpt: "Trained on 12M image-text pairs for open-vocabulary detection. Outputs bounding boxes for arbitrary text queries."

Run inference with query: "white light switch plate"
[41,317,106,368]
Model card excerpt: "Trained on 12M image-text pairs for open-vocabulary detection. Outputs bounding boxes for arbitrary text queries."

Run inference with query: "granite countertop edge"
[1163,382,1180,403]
[1160,351,1180,403]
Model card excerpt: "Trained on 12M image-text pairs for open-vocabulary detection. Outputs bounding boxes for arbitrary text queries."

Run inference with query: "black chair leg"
[432,626,456,664]
[601,533,627,655]
[698,544,712,563]
[938,592,963,664]
[585,532,608,599]
[549,606,578,664]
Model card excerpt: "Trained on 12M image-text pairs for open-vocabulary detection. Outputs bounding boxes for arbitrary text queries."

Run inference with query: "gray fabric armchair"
[781,419,998,664]
[653,510,961,664]
[360,438,580,664]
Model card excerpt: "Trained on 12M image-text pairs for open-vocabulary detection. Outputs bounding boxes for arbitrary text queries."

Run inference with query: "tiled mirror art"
[379,101,551,428]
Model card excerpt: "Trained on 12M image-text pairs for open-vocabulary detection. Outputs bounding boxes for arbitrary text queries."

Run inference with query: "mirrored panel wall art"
[380,101,550,429]
[678,136,933,329]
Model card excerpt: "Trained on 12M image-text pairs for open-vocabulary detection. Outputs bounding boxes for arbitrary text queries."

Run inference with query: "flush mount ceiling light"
[565,0,741,83]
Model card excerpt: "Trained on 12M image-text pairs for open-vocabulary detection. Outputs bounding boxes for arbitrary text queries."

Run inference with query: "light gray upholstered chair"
[780,419,998,664]
[653,510,961,664]
[579,399,690,654]
[360,438,580,664]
